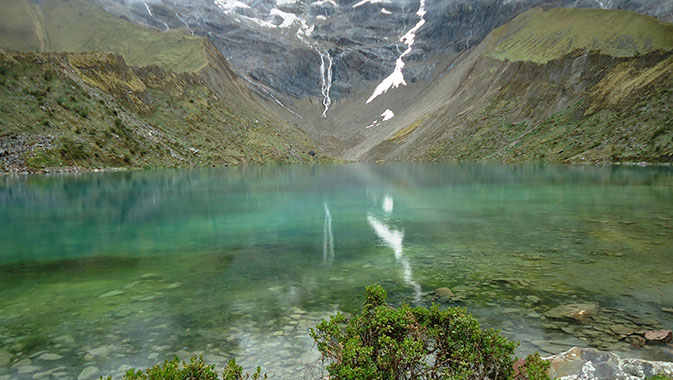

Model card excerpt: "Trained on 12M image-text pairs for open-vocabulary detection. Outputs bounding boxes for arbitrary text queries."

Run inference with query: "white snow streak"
[353,0,389,8]
[176,12,194,35]
[242,76,304,119]
[366,0,426,104]
[381,8,392,15]
[312,0,337,6]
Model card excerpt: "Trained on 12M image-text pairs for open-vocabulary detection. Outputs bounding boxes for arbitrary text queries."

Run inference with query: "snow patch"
[213,0,250,14]
[316,15,327,20]
[366,0,426,104]
[270,8,301,28]
[353,0,389,9]
[381,109,395,121]
[381,8,392,14]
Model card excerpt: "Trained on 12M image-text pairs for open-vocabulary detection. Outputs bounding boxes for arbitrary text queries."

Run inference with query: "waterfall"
[319,50,334,118]
[466,2,480,50]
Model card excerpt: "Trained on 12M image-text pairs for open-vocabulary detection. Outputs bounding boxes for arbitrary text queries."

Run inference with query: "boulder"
[545,303,600,323]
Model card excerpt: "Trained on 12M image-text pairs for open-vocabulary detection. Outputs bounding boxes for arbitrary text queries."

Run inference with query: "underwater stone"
[545,303,601,323]
[0,350,10,366]
[77,366,98,380]
[643,330,672,344]
[435,287,454,298]
[37,353,62,361]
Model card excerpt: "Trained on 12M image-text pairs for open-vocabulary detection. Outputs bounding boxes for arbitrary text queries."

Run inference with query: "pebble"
[78,366,99,380]
[164,282,182,290]
[148,353,159,360]
[100,290,123,298]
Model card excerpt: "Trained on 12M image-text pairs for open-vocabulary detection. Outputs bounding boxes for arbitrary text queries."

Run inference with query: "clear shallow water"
[1,163,672,379]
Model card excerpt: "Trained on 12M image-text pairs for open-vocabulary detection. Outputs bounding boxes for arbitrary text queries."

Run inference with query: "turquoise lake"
[1,163,672,379]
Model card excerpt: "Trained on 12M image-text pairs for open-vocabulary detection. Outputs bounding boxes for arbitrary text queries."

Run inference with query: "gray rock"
[545,303,600,323]
[78,366,99,380]
[18,365,40,374]
[546,347,673,380]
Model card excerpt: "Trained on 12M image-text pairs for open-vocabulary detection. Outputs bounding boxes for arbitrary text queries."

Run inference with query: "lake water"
[1,163,672,379]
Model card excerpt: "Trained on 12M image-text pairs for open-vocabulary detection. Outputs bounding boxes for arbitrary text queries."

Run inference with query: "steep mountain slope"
[0,0,319,173]
[89,0,673,121]
[0,0,209,73]
[361,7,673,163]
[486,7,673,63]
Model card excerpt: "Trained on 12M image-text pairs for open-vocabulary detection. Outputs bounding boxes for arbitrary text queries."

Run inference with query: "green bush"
[516,352,551,380]
[104,356,266,380]
[310,284,523,380]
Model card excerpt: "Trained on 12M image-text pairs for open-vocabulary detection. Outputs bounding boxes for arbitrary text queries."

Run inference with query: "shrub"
[310,284,522,380]
[105,356,266,380]
[515,352,551,380]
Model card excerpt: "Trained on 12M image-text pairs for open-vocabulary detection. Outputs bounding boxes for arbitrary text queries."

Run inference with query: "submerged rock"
[545,303,600,323]
[546,347,673,379]
[37,353,62,361]
[0,350,10,366]
[643,329,673,344]
[435,287,454,299]
[77,366,99,380]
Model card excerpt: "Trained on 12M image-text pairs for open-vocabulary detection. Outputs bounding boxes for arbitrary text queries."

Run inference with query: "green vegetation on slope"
[487,7,673,63]
[0,0,208,73]
[422,53,673,163]
[0,49,317,173]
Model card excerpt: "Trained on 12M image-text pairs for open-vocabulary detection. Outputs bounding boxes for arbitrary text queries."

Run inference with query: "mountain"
[0,0,319,173]
[361,7,673,163]
[88,0,673,114]
[1,0,672,171]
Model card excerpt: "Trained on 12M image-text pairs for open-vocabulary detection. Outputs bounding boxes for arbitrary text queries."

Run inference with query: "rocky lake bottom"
[1,163,672,379]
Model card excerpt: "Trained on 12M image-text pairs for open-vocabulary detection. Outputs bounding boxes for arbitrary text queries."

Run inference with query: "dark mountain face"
[91,0,673,119]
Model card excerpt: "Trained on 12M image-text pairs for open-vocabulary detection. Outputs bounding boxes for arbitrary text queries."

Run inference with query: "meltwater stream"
[1,163,673,379]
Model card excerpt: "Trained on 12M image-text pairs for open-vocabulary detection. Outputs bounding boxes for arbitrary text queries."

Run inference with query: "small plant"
[310,284,520,380]
[515,352,551,380]
[103,355,266,380]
